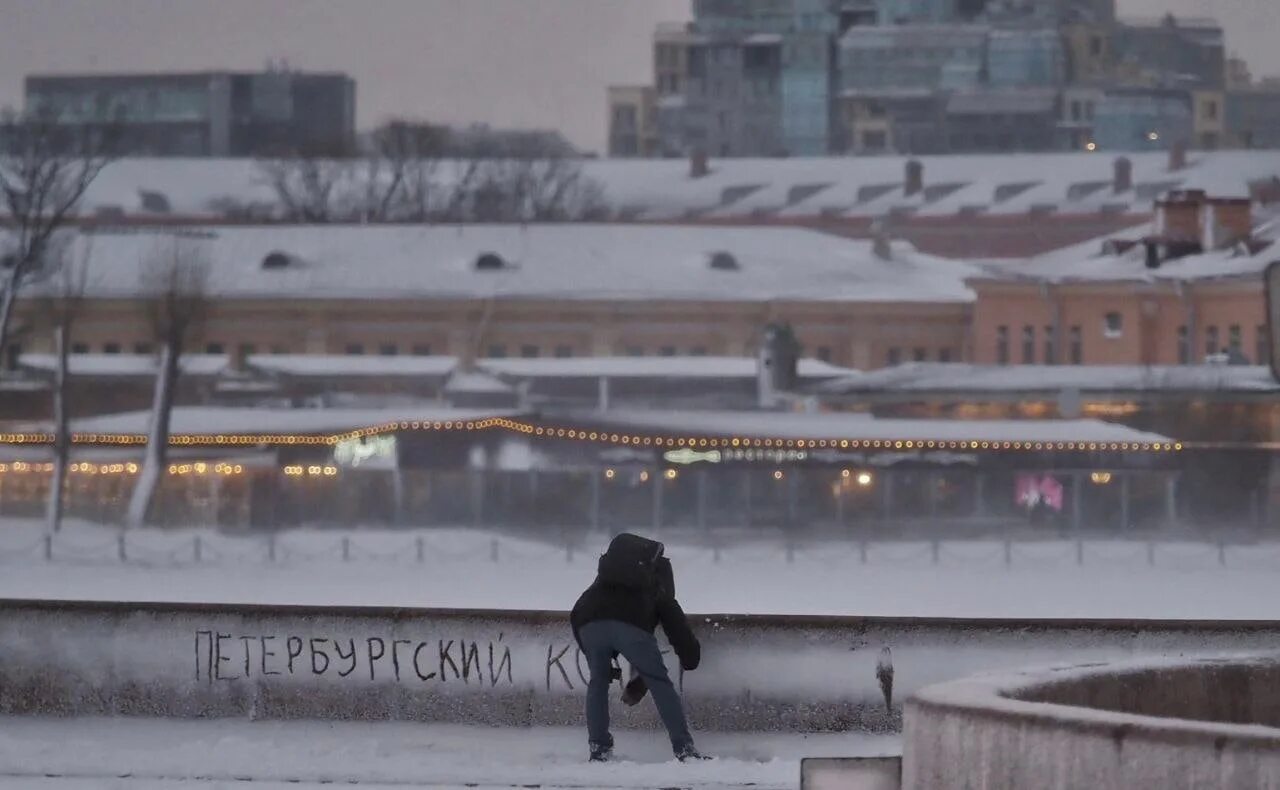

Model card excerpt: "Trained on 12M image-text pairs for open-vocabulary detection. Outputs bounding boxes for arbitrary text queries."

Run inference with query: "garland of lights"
[0,417,1183,454]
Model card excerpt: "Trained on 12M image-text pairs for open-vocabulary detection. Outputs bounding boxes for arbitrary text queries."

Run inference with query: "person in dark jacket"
[571,533,704,762]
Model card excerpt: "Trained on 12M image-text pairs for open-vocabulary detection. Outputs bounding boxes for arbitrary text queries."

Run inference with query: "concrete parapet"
[904,654,1280,790]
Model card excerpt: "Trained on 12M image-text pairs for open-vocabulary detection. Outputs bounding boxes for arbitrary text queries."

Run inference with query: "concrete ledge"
[4,598,1280,733]
[903,654,1280,790]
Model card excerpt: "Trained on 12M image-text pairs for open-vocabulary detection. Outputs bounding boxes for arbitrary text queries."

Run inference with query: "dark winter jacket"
[570,539,701,671]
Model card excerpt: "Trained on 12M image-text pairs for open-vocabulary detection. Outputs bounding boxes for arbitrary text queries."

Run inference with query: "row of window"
[885,347,956,366]
[994,323,1269,365]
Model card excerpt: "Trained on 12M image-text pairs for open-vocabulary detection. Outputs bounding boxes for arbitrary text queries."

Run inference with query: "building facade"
[607,86,659,158]
[1093,88,1192,151]
[24,69,356,157]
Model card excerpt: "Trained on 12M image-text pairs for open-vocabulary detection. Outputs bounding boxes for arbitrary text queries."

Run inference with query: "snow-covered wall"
[2,599,1279,733]
[902,655,1280,790]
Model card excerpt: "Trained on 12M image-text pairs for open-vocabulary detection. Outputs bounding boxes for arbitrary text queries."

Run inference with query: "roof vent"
[475,252,507,271]
[138,190,171,214]
[708,251,740,271]
[261,251,292,270]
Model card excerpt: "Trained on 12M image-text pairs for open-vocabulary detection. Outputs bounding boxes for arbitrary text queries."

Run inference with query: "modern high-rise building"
[23,68,356,157]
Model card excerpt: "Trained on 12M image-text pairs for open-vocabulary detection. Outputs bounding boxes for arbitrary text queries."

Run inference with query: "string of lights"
[0,417,1183,454]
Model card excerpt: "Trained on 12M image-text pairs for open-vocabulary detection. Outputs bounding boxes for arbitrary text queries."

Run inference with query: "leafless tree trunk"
[126,238,209,528]
[42,244,89,533]
[0,107,116,364]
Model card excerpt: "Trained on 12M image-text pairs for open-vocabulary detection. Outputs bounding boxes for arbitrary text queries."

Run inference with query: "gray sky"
[0,0,1275,154]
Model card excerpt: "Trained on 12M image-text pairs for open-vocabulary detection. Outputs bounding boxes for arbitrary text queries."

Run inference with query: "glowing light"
[841,469,851,479]
[604,469,616,479]
[664,469,678,480]
[1085,141,1097,151]
[857,471,873,487]
[1147,131,1160,141]
[639,471,650,483]
[1090,471,1113,485]
[773,470,784,481]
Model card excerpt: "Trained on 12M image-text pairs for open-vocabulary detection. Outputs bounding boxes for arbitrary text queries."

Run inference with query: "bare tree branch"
[126,237,211,528]
[0,106,117,366]
[38,238,90,533]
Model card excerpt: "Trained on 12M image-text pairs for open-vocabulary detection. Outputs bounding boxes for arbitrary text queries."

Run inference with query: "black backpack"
[597,533,665,589]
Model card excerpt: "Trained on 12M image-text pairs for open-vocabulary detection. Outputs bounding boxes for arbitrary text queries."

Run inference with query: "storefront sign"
[333,435,397,469]
[663,448,722,465]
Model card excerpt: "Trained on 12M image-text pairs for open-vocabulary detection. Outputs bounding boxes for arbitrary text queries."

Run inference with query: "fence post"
[1076,537,1084,566]
[712,542,721,564]
[565,539,574,564]
[117,533,127,563]
[1003,536,1012,568]
[930,539,940,566]
[859,538,868,565]
[785,541,795,564]
[490,537,500,563]
[43,534,53,562]
[193,535,202,564]
[342,536,351,562]
[268,534,277,564]
[416,536,425,563]
[1218,540,1227,567]
[1147,540,1156,567]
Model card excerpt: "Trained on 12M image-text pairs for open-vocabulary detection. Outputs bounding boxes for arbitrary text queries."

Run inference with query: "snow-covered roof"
[19,353,229,377]
[52,151,1279,223]
[68,407,516,436]
[250,354,458,378]
[444,371,514,394]
[47,224,979,304]
[479,356,853,380]
[564,410,1172,446]
[816,363,1280,396]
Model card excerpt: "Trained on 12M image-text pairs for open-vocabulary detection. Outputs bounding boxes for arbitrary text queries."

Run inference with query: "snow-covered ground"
[0,718,895,789]
[3,519,1280,619]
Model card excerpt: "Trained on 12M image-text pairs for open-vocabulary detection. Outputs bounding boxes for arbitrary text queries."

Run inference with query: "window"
[862,130,887,150]
[1257,326,1269,366]
[1071,101,1082,122]
[1205,100,1218,121]
[816,346,832,362]
[689,346,707,357]
[487,344,507,358]
[205,343,224,354]
[520,344,539,358]
[938,348,952,363]
[239,343,256,358]
[996,326,1009,365]
[1177,325,1190,364]
[1090,36,1103,56]
[345,344,364,356]
[1205,326,1219,357]
[71,342,89,354]
[554,345,573,358]
[659,346,677,357]
[134,342,153,355]
[625,346,644,357]
[886,347,901,366]
[379,344,398,356]
[412,344,432,356]
[913,347,926,362]
[1069,326,1082,364]
[1043,325,1055,364]
[1229,325,1242,355]
[1103,312,1123,339]
[1021,326,1035,364]
[270,346,287,355]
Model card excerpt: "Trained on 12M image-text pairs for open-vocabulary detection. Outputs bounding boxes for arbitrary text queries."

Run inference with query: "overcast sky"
[1,0,1275,154]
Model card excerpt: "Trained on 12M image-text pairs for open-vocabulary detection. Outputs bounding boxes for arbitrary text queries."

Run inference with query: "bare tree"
[40,239,89,532]
[256,153,352,223]
[125,238,210,528]
[359,120,450,221]
[0,107,116,367]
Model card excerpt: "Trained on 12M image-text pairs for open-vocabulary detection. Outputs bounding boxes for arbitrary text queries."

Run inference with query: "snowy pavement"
[2,521,1280,619]
[0,718,897,789]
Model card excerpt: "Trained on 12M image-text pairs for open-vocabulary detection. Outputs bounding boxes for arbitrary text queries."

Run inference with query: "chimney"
[229,343,249,373]
[689,148,709,179]
[871,217,893,260]
[904,159,924,197]
[757,323,800,409]
[1168,140,1187,172]
[1113,157,1132,194]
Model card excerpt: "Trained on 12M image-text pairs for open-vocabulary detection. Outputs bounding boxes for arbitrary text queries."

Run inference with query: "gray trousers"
[577,620,693,752]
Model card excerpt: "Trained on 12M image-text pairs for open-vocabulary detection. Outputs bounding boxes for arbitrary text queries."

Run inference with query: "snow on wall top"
[68,407,517,436]
[48,224,980,303]
[817,363,1280,395]
[481,356,853,379]
[569,409,1171,444]
[55,151,1280,222]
